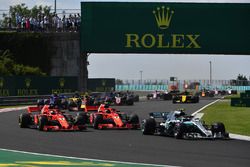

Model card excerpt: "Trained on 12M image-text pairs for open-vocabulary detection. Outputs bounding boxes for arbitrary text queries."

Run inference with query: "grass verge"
[202,100,250,136]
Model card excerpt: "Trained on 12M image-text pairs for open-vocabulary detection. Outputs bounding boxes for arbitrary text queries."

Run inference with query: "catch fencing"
[116,79,250,92]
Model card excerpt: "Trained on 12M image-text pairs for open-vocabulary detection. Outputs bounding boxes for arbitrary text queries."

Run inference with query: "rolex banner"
[0,76,78,96]
[81,2,250,55]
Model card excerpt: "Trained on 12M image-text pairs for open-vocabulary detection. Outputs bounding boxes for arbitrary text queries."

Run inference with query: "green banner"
[81,2,250,54]
[0,76,78,96]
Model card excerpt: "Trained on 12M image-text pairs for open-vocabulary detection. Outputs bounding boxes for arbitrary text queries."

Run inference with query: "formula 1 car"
[67,97,83,111]
[37,94,68,110]
[19,105,87,131]
[147,90,180,100]
[88,104,140,129]
[172,91,199,103]
[141,110,229,139]
[114,95,134,105]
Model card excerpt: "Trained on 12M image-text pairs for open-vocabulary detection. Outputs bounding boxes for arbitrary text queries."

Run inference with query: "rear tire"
[141,118,156,135]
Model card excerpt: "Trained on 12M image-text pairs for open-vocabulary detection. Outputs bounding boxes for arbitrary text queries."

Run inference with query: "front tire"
[38,116,48,131]
[19,113,31,128]
[129,114,139,129]
[211,122,228,138]
[93,114,103,129]
[75,113,87,126]
[141,118,156,135]
[174,124,186,139]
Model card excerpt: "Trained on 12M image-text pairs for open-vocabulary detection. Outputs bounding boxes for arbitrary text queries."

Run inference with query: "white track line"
[191,99,220,116]
[0,106,28,113]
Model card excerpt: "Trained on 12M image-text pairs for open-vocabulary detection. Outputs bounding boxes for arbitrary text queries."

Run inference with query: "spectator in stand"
[21,17,26,31]
[25,17,30,31]
[5,11,81,32]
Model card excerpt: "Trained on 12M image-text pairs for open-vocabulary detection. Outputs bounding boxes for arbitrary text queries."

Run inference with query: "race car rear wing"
[27,106,41,113]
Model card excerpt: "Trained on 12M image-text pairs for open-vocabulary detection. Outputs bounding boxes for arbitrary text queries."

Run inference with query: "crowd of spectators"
[13,12,81,32]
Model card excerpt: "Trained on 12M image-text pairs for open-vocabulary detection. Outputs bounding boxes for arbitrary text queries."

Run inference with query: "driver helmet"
[105,109,111,113]
[50,110,56,115]
[49,104,54,109]
[174,110,185,118]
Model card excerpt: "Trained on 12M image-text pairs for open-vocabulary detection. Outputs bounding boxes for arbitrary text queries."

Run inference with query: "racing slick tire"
[19,113,32,128]
[174,124,186,139]
[129,114,139,123]
[172,97,177,104]
[211,122,228,138]
[93,114,103,129]
[126,99,134,105]
[193,96,199,103]
[38,116,48,131]
[74,113,87,131]
[141,118,156,135]
[134,95,140,102]
[129,114,140,129]
[75,113,87,125]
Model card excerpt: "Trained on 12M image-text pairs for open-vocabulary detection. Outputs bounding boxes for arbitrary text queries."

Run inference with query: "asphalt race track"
[0,99,250,167]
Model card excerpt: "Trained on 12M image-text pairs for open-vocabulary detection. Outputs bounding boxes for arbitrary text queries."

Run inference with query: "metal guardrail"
[0,95,50,106]
[0,91,150,106]
[0,93,75,106]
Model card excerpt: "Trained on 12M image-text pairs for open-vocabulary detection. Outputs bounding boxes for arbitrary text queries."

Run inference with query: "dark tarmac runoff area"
[0,99,250,167]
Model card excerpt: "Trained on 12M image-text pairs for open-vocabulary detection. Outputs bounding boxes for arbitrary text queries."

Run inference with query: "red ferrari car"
[88,104,140,129]
[19,105,87,131]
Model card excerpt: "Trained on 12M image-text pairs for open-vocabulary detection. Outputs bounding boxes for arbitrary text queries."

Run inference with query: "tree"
[237,74,247,81]
[235,74,249,86]
[116,79,124,85]
[0,50,46,76]
[5,3,51,27]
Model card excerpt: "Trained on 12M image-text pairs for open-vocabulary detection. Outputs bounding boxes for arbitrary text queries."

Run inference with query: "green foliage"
[202,100,250,136]
[237,74,248,81]
[0,49,46,76]
[0,32,52,74]
[116,79,124,85]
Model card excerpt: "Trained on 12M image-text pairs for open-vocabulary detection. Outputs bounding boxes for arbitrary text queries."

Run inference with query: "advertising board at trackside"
[81,2,250,55]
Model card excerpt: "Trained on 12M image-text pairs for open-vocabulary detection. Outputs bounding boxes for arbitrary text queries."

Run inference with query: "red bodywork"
[83,105,99,112]
[25,105,86,131]
[89,104,140,129]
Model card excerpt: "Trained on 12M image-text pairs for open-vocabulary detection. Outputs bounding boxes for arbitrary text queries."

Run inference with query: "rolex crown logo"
[25,78,31,88]
[153,6,174,29]
[59,78,65,88]
[102,80,106,86]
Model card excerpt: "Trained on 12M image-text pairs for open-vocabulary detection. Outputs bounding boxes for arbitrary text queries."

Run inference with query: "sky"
[0,0,250,81]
